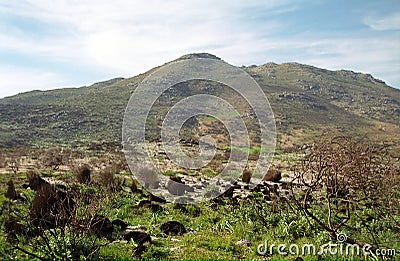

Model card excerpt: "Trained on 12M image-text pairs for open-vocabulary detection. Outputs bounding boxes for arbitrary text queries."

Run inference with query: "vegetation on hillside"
[0,136,399,260]
[0,54,399,149]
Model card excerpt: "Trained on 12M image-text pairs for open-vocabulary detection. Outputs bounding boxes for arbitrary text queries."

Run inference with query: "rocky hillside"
[0,53,399,149]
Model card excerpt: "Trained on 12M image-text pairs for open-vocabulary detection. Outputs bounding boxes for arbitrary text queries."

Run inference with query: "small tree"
[291,136,400,250]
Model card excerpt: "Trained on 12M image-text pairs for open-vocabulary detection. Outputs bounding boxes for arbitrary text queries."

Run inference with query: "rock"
[242,170,252,183]
[185,185,195,192]
[186,227,197,234]
[160,221,186,236]
[167,177,186,196]
[220,186,235,198]
[204,189,220,198]
[150,194,167,203]
[127,225,147,231]
[263,168,282,182]
[236,239,252,247]
[174,197,194,204]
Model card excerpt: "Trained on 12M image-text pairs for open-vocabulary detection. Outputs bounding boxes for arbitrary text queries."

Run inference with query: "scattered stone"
[185,185,195,192]
[167,177,186,196]
[204,189,220,198]
[236,239,252,247]
[150,194,167,203]
[127,225,147,231]
[160,221,186,236]
[186,227,197,234]
[174,197,194,204]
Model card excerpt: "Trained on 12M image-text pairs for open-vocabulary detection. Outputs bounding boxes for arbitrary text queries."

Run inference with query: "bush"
[76,165,91,184]
[99,167,123,192]
[41,148,64,171]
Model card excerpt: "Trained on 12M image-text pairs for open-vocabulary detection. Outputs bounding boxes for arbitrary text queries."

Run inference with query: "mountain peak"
[176,53,222,61]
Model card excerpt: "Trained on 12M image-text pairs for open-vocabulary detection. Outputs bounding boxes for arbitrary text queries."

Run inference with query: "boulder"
[167,176,186,196]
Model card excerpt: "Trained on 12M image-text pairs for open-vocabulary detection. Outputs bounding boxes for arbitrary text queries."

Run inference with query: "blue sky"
[0,0,399,98]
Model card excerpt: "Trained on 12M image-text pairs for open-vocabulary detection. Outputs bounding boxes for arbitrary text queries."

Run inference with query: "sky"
[0,0,399,98]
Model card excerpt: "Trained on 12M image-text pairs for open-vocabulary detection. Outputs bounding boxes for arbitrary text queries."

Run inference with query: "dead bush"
[26,171,75,229]
[291,135,400,250]
[76,164,91,184]
[3,180,114,260]
[5,180,17,200]
[41,148,64,171]
[99,167,123,192]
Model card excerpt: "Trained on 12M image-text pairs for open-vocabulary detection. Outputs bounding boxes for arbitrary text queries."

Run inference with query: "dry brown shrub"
[76,164,91,184]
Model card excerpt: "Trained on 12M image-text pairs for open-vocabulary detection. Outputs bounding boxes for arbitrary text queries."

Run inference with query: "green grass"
[223,146,262,155]
[1,170,399,260]
[201,168,216,178]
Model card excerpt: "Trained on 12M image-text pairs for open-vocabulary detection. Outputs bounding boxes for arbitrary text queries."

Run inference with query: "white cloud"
[0,66,66,98]
[0,0,291,73]
[295,37,400,87]
[0,0,399,97]
[364,12,400,31]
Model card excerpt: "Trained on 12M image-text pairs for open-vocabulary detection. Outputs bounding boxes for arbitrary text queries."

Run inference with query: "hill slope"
[0,54,399,149]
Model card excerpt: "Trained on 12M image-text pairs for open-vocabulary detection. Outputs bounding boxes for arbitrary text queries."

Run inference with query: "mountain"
[0,53,399,149]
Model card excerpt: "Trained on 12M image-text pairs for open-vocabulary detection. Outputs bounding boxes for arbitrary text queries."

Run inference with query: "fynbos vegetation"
[0,136,399,260]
